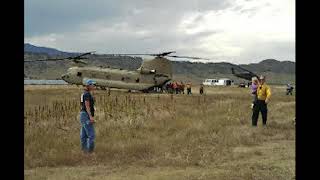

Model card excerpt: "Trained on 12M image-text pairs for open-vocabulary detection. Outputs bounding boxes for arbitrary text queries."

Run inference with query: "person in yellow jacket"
[252,75,271,127]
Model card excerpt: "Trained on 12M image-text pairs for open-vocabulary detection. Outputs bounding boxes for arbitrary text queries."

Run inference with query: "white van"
[202,78,233,86]
[215,78,233,86]
[202,79,218,86]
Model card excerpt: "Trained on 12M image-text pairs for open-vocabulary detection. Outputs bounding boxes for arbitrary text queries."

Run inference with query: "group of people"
[165,81,192,95]
[79,76,273,153]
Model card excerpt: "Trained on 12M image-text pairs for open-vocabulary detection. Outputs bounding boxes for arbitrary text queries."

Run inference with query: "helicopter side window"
[77,72,82,77]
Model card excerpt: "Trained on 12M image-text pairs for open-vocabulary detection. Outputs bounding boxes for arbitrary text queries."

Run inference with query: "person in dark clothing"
[286,84,294,95]
[186,81,192,95]
[80,79,96,153]
[180,81,185,94]
[199,84,204,95]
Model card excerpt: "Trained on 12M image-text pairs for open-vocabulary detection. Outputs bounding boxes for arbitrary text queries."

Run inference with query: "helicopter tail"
[139,57,172,78]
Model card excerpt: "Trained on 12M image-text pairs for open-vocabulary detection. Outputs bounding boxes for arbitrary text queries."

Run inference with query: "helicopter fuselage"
[61,66,171,91]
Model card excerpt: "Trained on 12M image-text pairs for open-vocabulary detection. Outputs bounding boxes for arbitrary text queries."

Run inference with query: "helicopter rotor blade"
[73,59,87,65]
[166,55,210,60]
[225,62,258,77]
[24,51,94,63]
[24,58,68,62]
[103,51,176,57]
[71,51,95,59]
[158,51,176,56]
[106,53,156,56]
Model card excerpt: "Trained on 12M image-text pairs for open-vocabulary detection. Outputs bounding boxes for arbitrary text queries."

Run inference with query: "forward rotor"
[24,51,96,65]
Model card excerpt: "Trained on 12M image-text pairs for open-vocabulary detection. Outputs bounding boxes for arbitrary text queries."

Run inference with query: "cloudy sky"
[25,0,295,64]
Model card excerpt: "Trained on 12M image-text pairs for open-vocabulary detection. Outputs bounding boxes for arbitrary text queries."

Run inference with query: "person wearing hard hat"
[80,79,96,153]
[252,75,271,127]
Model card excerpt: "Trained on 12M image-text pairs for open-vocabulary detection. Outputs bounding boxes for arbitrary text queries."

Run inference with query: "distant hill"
[24,43,295,84]
[24,43,76,56]
[240,59,295,74]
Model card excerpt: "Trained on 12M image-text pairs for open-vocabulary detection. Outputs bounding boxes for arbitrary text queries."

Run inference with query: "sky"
[25,0,295,64]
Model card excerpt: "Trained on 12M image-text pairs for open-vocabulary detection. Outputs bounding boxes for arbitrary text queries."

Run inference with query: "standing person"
[286,84,294,95]
[80,79,96,153]
[252,75,271,127]
[180,81,185,94]
[166,83,170,94]
[169,83,174,94]
[176,81,181,94]
[199,84,204,95]
[250,77,259,109]
[186,81,192,95]
[172,81,178,94]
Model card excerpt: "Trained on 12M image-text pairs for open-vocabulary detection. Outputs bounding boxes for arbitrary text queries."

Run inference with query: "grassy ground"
[24,85,295,180]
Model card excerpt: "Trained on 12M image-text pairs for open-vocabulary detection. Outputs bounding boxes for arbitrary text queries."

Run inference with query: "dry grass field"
[24,85,295,180]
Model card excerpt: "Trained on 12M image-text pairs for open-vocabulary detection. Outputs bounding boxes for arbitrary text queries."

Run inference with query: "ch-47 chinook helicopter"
[24,51,208,92]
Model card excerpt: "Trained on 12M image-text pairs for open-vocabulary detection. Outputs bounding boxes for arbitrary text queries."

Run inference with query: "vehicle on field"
[238,82,246,88]
[202,78,233,86]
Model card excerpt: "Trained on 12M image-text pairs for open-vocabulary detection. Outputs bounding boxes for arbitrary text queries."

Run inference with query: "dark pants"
[187,88,192,95]
[252,100,268,126]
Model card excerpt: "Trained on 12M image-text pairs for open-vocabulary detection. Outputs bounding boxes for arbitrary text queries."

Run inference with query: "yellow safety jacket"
[257,83,271,101]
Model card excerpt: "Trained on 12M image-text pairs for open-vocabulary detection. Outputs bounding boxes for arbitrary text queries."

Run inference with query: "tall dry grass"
[24,85,295,179]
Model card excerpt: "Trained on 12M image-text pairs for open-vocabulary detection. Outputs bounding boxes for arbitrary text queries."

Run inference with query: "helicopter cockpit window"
[77,72,82,77]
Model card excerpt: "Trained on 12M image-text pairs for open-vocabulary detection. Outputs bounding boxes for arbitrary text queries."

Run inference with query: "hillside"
[24,43,77,56]
[24,44,295,84]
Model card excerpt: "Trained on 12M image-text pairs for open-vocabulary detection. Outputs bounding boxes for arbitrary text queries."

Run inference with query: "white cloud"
[25,0,295,64]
